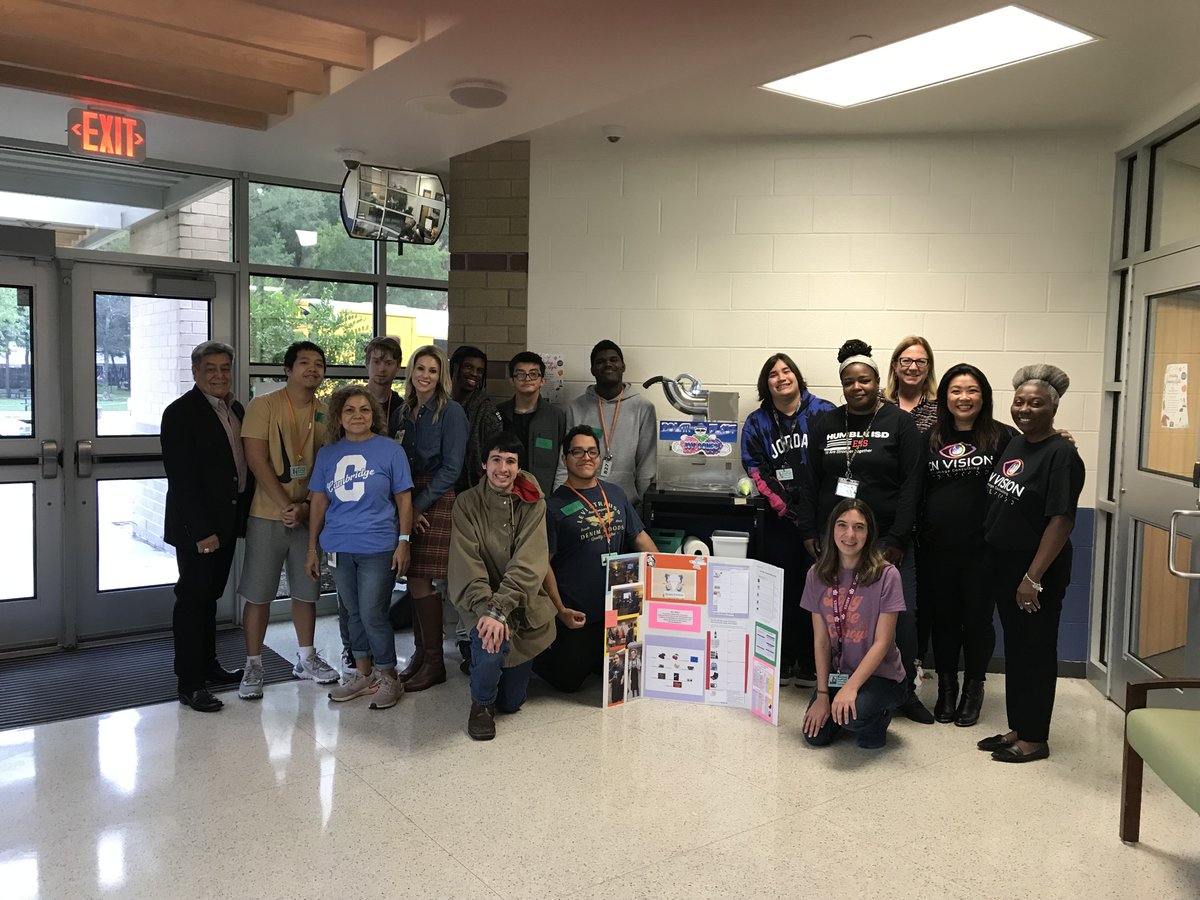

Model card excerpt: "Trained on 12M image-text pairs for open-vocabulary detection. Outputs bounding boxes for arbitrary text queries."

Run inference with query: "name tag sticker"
[776,467,793,482]
[561,500,584,516]
[835,477,858,498]
[535,436,554,450]
[827,673,849,688]
[290,465,308,479]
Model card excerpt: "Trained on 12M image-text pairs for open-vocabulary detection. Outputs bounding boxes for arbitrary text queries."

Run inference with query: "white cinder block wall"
[527,133,1115,503]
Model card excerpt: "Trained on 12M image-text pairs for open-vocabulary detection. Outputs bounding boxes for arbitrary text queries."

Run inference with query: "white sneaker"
[328,669,376,702]
[369,671,403,710]
[239,660,265,700]
[293,651,339,684]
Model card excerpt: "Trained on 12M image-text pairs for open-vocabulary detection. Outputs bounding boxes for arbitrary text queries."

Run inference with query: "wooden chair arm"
[1125,678,1200,712]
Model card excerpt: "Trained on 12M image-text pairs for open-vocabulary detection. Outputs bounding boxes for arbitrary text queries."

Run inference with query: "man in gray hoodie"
[553,340,657,506]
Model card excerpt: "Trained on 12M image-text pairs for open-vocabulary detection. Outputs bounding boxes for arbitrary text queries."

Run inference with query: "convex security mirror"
[340,164,448,245]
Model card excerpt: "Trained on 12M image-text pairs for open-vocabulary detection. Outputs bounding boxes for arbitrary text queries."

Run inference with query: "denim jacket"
[400,397,469,513]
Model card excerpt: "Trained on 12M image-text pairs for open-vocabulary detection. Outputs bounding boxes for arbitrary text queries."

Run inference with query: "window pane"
[96,294,210,437]
[249,183,372,273]
[1139,288,1200,480]
[387,229,450,280]
[0,147,231,260]
[0,285,33,438]
[1150,120,1200,249]
[0,482,34,601]
[249,276,373,366]
[386,286,448,353]
[97,479,177,591]
[1131,522,1191,677]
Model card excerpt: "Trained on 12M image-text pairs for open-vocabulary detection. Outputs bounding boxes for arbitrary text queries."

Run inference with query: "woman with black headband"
[801,339,932,724]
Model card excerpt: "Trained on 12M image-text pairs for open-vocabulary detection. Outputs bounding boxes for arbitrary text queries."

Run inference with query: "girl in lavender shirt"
[801,498,908,749]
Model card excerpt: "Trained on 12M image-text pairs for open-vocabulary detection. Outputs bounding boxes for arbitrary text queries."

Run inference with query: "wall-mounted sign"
[67,108,146,162]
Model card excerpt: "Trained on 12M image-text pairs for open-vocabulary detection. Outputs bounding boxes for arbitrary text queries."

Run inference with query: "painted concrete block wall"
[527,132,1115,662]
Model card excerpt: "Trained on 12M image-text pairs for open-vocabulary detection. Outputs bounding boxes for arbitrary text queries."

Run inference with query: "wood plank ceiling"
[0,0,422,129]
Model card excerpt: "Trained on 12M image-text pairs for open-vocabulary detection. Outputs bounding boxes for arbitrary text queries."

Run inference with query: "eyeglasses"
[566,448,601,459]
[511,371,543,382]
[898,358,929,370]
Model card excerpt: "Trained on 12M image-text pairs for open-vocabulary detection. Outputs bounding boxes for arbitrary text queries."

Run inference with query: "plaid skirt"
[409,474,455,580]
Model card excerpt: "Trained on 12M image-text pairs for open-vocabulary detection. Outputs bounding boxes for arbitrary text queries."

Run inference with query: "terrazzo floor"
[2,615,1197,899]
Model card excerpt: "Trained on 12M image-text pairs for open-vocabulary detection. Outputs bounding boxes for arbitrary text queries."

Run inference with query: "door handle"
[1168,509,1200,580]
[40,439,60,478]
[75,440,93,478]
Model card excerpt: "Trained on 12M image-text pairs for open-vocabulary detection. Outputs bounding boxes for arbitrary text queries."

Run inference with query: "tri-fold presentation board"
[600,552,784,726]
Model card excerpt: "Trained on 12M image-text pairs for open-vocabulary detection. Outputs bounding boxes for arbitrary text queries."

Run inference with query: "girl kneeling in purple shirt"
[801,498,908,749]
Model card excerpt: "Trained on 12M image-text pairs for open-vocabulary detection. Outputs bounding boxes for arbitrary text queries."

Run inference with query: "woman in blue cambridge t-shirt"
[306,386,413,710]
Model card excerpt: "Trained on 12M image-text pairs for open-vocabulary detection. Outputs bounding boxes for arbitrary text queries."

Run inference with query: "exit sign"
[67,108,146,162]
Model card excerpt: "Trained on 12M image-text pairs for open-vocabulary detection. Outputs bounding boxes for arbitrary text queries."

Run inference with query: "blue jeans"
[804,675,907,746]
[469,627,534,713]
[332,551,397,668]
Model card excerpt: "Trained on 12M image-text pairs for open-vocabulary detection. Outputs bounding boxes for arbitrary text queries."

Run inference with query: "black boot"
[955,679,985,727]
[934,673,959,723]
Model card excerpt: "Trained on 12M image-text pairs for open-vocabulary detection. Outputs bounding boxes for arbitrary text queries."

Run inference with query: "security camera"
[602,125,625,144]
[343,158,360,171]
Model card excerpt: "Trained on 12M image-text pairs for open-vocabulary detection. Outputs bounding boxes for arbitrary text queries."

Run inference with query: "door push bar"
[1167,460,1200,580]
[40,439,60,478]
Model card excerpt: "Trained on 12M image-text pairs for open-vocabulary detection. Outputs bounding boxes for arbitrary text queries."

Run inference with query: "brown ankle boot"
[405,593,447,692]
[396,596,424,684]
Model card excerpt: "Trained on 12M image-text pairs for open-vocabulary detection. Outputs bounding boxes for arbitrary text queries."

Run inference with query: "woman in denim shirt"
[397,345,469,691]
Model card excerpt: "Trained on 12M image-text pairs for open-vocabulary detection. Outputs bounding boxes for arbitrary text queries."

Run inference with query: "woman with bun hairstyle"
[977,364,1083,763]
[801,339,932,724]
[801,498,908,749]
[741,352,834,687]
[920,364,1017,726]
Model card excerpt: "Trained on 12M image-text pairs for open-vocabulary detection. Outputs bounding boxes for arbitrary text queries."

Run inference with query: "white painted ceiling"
[1,0,1198,183]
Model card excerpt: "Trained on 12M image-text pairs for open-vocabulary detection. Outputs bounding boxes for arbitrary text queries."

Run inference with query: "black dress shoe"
[933,673,959,723]
[178,687,224,712]
[977,733,1015,752]
[992,743,1049,763]
[205,663,244,686]
[955,679,985,727]
[898,694,935,725]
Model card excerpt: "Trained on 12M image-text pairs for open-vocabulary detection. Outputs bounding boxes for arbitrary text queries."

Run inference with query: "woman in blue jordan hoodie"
[740,353,834,686]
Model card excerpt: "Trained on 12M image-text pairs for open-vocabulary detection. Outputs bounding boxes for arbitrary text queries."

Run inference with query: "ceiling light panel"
[761,5,1096,108]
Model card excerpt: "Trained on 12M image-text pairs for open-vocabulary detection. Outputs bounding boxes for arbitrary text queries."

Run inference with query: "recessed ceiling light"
[448,80,508,109]
[760,5,1096,108]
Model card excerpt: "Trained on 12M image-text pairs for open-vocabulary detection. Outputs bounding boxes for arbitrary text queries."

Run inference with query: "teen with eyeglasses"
[533,425,657,693]
[498,351,566,494]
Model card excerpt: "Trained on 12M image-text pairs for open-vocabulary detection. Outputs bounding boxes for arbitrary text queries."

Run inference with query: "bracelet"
[1023,572,1044,593]
[397,534,410,543]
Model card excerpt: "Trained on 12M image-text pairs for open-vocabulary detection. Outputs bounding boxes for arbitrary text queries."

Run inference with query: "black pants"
[172,537,237,692]
[989,544,1071,744]
[921,544,995,680]
[532,620,603,692]
[763,515,815,673]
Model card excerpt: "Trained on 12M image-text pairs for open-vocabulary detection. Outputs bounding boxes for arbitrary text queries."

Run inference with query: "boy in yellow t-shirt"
[236,341,335,699]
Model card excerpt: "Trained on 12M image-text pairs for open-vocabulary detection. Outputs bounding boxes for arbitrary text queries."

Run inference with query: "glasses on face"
[512,371,543,382]
[898,357,929,370]
[567,447,601,459]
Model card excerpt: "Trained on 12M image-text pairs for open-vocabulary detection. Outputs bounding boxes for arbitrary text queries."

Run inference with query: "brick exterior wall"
[447,140,529,390]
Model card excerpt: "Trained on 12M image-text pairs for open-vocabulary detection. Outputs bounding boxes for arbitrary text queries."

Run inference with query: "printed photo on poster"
[606,618,637,651]
[645,553,708,604]
[614,583,644,618]
[607,554,643,590]
[606,650,627,706]
[627,642,642,699]
[644,636,706,702]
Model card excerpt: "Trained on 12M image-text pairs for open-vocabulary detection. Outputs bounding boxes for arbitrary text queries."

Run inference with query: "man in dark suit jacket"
[161,340,254,712]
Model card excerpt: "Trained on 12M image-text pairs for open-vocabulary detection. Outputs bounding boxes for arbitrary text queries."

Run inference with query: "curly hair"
[326,385,385,443]
[1012,364,1070,407]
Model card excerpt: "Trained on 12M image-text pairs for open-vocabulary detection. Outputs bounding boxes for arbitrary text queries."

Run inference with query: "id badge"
[827,673,849,688]
[776,467,793,482]
[290,464,308,479]
[835,477,858,498]
[600,454,613,477]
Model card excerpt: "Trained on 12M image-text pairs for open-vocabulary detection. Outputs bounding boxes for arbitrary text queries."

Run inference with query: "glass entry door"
[0,254,235,650]
[1110,247,1200,707]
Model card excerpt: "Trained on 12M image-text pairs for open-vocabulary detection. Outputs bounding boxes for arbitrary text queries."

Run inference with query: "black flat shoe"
[205,664,244,686]
[898,695,935,725]
[977,733,1016,752]
[992,743,1049,763]
[178,687,224,712]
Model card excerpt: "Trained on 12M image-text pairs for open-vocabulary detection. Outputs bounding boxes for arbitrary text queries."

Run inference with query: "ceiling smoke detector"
[448,80,508,109]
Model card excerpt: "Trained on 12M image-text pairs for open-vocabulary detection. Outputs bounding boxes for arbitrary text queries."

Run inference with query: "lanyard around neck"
[597,389,624,456]
[567,482,613,548]
[283,389,314,463]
